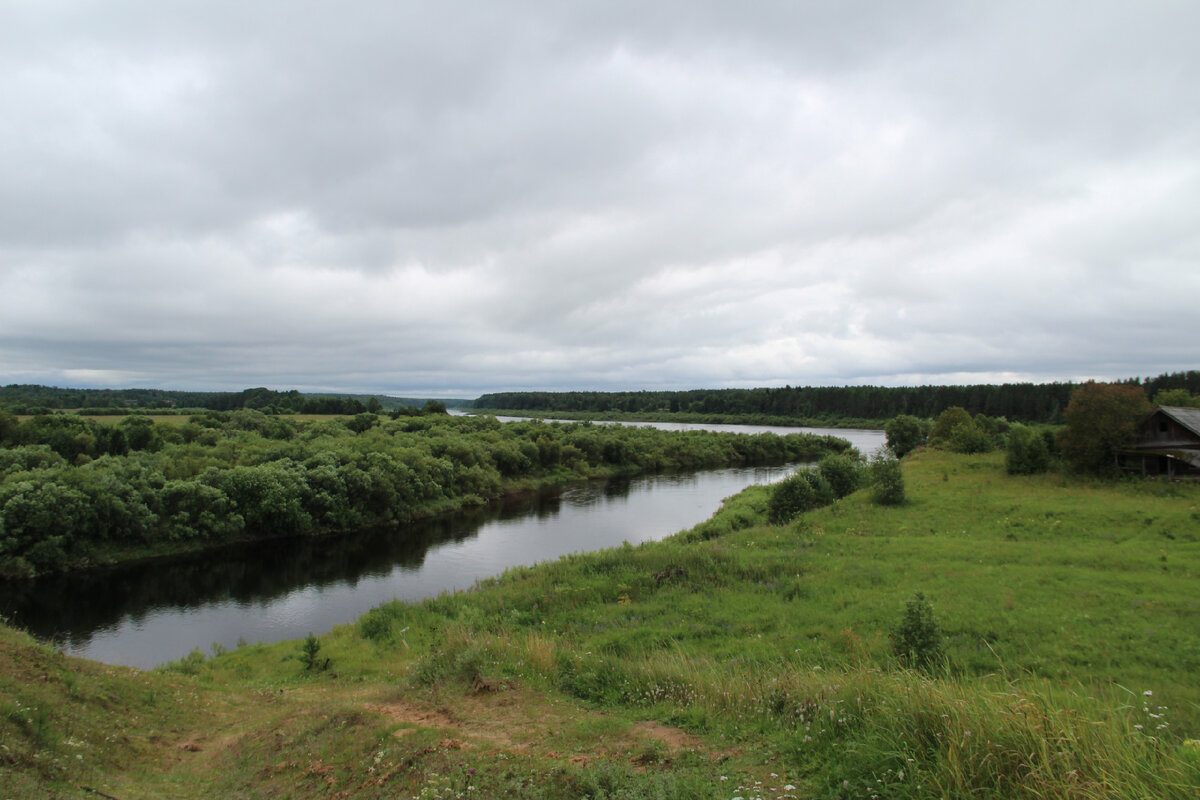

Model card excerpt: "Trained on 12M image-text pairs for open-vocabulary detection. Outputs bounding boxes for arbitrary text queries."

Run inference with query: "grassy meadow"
[2,448,1198,798]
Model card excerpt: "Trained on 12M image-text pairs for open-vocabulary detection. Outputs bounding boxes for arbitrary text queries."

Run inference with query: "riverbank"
[0,412,851,578]
[470,407,888,429]
[3,448,1198,798]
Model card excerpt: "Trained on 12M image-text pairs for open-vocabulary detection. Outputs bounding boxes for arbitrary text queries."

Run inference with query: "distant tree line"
[475,371,1200,424]
[0,385,467,416]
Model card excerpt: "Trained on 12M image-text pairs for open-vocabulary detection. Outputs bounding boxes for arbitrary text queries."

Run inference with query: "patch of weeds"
[159,646,209,675]
[4,698,56,749]
[631,736,668,765]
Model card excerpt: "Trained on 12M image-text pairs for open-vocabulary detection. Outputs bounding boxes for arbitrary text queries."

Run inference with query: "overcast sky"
[2,1,1197,397]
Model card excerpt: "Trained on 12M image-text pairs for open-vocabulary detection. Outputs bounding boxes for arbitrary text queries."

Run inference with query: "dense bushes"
[0,411,851,576]
[884,414,926,458]
[868,454,906,506]
[927,407,1006,454]
[767,454,864,524]
[1005,424,1052,475]
[816,454,862,499]
[767,471,833,524]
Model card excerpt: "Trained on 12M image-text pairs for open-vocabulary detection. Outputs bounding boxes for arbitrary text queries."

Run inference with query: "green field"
[2,449,1198,798]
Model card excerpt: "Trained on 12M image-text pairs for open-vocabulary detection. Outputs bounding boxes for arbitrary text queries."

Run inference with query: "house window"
[1159,421,1169,434]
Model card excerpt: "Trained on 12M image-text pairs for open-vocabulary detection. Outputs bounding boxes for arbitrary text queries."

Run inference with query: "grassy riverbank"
[3,449,1199,798]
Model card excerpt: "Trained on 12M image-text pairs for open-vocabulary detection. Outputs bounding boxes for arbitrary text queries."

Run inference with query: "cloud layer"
[2,1,1198,395]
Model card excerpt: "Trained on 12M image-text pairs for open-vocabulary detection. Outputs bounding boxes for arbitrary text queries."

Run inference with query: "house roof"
[1158,406,1200,439]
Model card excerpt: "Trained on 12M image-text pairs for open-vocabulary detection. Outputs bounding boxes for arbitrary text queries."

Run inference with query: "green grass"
[3,448,1199,797]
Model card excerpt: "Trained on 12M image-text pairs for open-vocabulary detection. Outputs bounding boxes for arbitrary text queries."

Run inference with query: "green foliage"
[892,591,945,670]
[0,411,850,575]
[475,378,1093,424]
[947,421,995,454]
[1153,388,1200,408]
[817,453,863,498]
[0,409,16,443]
[345,412,379,433]
[972,413,1009,436]
[929,407,974,446]
[868,453,906,505]
[1059,382,1152,475]
[119,415,162,451]
[884,414,926,458]
[767,470,834,524]
[1005,424,1051,475]
[0,480,93,573]
[422,399,449,415]
[928,407,999,454]
[301,632,330,672]
[5,446,1200,798]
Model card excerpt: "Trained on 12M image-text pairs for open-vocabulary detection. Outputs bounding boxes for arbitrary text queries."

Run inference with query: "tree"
[885,414,926,458]
[817,453,863,498]
[928,407,974,447]
[119,416,161,451]
[767,470,833,524]
[1059,382,1151,475]
[868,453,906,505]
[346,412,379,434]
[300,633,330,672]
[948,422,994,454]
[1152,388,1199,408]
[892,592,944,671]
[1005,424,1051,475]
[0,409,16,444]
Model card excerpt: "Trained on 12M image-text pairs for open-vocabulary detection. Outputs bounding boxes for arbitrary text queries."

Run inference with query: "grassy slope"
[2,449,1199,798]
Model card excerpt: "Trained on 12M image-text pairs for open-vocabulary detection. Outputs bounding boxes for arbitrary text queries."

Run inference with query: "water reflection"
[0,486,571,648]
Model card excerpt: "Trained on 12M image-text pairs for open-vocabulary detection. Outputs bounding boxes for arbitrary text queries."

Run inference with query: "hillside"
[2,449,1198,798]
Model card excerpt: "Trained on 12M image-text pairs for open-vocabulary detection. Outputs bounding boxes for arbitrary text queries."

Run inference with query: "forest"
[475,370,1200,423]
[7,370,1197,423]
[0,409,849,578]
[0,385,468,415]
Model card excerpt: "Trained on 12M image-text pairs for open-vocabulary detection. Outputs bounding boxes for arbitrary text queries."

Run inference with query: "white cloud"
[1,1,1198,395]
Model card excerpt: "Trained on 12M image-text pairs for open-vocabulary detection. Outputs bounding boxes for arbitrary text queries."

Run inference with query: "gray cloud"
[1,1,1198,396]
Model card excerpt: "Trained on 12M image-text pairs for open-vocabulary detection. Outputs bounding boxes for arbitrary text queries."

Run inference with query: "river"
[0,420,884,668]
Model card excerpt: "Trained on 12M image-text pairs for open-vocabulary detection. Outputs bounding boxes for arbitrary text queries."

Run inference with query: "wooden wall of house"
[1139,412,1200,448]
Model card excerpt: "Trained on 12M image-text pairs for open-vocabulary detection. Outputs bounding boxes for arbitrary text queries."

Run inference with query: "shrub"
[817,453,863,498]
[868,453,905,506]
[346,412,379,433]
[767,470,831,524]
[300,633,331,672]
[892,591,944,670]
[1005,424,1051,475]
[929,407,974,446]
[801,469,836,507]
[885,414,926,458]
[948,422,995,454]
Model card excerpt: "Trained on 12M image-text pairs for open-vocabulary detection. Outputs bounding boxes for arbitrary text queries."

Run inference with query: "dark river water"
[0,421,884,669]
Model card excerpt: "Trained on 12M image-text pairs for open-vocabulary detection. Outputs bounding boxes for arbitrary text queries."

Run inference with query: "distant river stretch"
[0,418,884,669]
